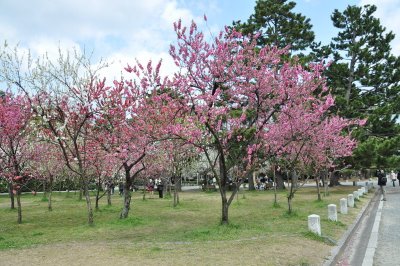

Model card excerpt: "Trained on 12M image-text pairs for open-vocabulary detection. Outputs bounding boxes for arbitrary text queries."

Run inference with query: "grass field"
[0,186,373,265]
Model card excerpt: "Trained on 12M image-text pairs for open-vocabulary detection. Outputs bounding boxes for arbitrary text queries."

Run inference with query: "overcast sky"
[1,0,399,81]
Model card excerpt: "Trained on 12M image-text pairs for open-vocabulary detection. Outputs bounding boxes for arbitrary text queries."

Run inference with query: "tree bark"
[120,178,132,219]
[221,194,229,225]
[316,177,321,201]
[95,179,101,211]
[83,179,94,225]
[107,188,111,206]
[8,182,15,209]
[173,175,180,207]
[175,176,182,192]
[275,170,286,189]
[173,189,179,207]
[287,171,297,214]
[48,176,53,211]
[248,171,256,191]
[16,191,22,224]
[329,170,340,187]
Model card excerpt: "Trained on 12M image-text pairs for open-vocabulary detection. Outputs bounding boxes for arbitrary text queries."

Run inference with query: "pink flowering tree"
[0,47,110,225]
[30,141,68,211]
[166,18,360,224]
[264,89,365,212]
[0,93,36,223]
[93,60,171,218]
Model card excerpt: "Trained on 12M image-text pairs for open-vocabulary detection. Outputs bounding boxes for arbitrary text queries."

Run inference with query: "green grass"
[0,186,373,265]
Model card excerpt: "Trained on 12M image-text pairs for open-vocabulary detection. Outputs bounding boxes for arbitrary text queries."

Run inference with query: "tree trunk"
[175,176,182,192]
[8,182,15,209]
[95,193,99,210]
[275,170,286,189]
[42,181,47,200]
[221,195,229,225]
[120,179,132,219]
[16,191,22,224]
[173,189,179,207]
[248,171,256,191]
[287,195,293,214]
[273,168,278,205]
[107,189,111,206]
[48,176,53,211]
[316,177,321,201]
[329,170,340,187]
[95,182,101,211]
[287,171,297,214]
[83,180,94,225]
[79,187,83,201]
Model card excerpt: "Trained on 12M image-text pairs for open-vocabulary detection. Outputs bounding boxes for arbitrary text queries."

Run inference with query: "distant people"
[110,182,115,194]
[391,170,397,187]
[118,182,124,196]
[377,170,387,201]
[155,178,163,198]
[147,178,154,198]
[398,171,400,186]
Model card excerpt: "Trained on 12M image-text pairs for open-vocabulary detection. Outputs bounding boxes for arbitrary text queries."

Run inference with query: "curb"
[323,187,379,266]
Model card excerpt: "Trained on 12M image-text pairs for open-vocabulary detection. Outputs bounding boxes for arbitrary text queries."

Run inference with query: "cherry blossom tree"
[93,61,168,218]
[264,90,365,212]
[30,141,67,211]
[0,93,35,223]
[0,46,110,225]
[166,18,358,224]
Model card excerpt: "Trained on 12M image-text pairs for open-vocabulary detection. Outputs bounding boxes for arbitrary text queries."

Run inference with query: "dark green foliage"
[322,4,400,169]
[234,0,316,60]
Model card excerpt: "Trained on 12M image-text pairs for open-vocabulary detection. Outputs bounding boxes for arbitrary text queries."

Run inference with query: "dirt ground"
[0,235,330,266]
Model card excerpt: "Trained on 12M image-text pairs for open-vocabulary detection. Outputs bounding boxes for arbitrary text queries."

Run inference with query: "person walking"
[377,169,387,201]
[390,170,397,187]
[397,170,400,186]
[155,178,163,198]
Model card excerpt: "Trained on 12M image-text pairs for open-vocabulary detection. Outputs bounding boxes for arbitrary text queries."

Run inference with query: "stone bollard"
[364,184,369,193]
[358,188,363,197]
[328,204,337,221]
[348,194,354,208]
[308,214,321,236]
[362,187,366,194]
[340,198,348,214]
[353,191,359,200]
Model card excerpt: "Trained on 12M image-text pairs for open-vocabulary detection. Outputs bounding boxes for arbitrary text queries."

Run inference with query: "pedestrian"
[110,182,115,195]
[398,170,400,186]
[147,178,154,198]
[119,182,124,196]
[390,170,397,187]
[377,169,387,201]
[155,177,163,198]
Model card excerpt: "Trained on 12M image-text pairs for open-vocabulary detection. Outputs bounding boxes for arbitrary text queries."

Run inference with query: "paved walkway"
[371,184,400,266]
[330,182,400,266]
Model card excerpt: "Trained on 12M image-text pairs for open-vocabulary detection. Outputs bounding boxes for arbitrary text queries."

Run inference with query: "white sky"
[1,0,399,83]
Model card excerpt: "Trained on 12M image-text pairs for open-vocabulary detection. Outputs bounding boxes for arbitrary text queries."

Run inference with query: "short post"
[328,204,337,222]
[353,191,359,200]
[364,184,369,193]
[358,188,363,197]
[340,198,348,214]
[308,214,321,236]
[347,194,354,208]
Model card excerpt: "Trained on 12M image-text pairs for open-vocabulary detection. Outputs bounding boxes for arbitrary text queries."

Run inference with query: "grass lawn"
[0,186,373,265]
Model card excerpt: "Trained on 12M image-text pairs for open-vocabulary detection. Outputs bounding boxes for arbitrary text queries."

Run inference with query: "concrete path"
[330,182,400,266]
[371,184,400,266]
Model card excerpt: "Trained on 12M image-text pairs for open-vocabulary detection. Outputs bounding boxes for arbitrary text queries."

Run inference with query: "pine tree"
[326,4,400,169]
[234,0,317,62]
